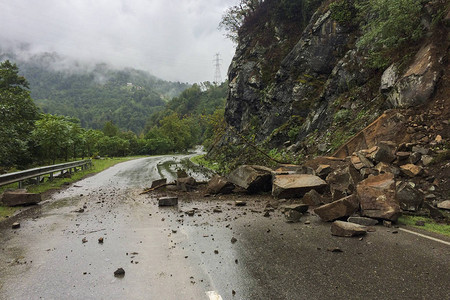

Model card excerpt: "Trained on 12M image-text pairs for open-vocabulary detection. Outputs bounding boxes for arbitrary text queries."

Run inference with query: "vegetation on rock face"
[356,0,424,69]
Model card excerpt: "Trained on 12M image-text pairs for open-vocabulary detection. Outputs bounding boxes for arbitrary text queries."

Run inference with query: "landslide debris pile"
[147,134,449,236]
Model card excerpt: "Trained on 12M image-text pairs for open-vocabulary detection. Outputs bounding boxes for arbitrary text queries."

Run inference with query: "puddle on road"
[157,156,214,183]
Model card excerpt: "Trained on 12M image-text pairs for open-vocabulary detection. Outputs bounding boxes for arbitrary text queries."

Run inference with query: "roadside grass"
[190,154,221,173]
[0,156,142,221]
[398,215,450,237]
[0,206,19,220]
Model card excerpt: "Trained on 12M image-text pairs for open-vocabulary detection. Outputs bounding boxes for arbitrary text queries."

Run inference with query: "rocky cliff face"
[223,0,449,158]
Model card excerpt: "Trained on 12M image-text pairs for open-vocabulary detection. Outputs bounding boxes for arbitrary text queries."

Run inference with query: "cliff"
[219,0,449,166]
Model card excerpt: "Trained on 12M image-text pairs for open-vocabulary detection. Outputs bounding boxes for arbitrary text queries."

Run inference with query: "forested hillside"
[0,52,189,133]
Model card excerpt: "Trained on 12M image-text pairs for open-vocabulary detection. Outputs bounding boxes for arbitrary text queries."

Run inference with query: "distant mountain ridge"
[0,51,190,133]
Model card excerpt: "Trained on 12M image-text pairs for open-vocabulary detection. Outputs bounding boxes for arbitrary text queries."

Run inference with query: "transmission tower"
[213,53,223,85]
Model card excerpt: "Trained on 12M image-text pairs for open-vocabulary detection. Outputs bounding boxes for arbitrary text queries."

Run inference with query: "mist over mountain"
[0,51,190,133]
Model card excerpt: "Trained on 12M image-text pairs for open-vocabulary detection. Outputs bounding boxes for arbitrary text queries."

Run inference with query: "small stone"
[231,237,237,244]
[213,208,222,213]
[82,237,88,243]
[347,216,378,226]
[214,250,219,254]
[263,211,270,217]
[331,221,367,237]
[437,200,450,210]
[327,247,343,253]
[235,201,247,206]
[75,208,85,213]
[114,268,125,277]
[98,237,104,244]
[158,196,178,206]
[11,222,20,229]
[304,220,311,224]
[232,290,236,296]
[415,220,425,226]
[383,220,392,228]
[400,164,423,177]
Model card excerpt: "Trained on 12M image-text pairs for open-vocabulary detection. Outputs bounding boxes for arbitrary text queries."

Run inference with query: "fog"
[0,0,237,83]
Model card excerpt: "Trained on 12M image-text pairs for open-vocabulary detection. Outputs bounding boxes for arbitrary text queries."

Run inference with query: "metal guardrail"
[0,160,92,188]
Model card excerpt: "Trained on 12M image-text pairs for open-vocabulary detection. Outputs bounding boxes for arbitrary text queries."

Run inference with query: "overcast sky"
[0,0,237,83]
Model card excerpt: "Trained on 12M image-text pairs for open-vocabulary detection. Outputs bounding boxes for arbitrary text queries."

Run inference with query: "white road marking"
[399,228,450,246]
[206,291,223,300]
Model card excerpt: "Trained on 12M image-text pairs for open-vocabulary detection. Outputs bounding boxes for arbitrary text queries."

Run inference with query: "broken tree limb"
[140,183,176,195]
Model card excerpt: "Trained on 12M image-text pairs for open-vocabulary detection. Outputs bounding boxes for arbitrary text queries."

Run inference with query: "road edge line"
[399,228,450,246]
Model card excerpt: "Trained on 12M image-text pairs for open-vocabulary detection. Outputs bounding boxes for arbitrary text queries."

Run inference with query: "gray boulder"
[314,195,359,222]
[356,173,401,221]
[272,174,327,199]
[1,190,41,207]
[228,165,273,194]
[396,182,423,212]
[207,175,235,194]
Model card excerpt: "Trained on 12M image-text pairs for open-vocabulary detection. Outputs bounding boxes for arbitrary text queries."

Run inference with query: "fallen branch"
[140,183,176,195]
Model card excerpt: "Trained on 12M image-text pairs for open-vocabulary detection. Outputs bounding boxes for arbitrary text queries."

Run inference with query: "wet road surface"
[0,155,449,300]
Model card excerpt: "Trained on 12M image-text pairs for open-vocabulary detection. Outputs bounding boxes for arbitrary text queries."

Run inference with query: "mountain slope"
[0,52,190,133]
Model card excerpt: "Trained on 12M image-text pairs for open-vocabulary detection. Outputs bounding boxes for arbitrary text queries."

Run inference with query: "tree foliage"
[0,60,39,168]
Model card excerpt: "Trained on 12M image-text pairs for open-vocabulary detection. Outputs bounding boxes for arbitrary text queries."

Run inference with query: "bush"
[356,0,424,69]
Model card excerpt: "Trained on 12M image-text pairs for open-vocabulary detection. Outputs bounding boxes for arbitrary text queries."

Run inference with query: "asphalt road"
[0,155,449,300]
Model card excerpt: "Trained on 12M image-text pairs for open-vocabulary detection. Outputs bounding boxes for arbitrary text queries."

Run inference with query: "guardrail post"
[50,173,54,181]
[37,176,41,185]
[19,181,23,189]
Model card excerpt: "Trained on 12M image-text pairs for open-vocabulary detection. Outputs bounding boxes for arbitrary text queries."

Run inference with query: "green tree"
[103,120,120,137]
[32,114,74,163]
[0,60,39,168]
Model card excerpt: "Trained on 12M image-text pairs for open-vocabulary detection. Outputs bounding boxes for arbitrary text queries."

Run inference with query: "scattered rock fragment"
[82,237,88,243]
[231,237,237,244]
[301,189,324,206]
[327,247,343,253]
[151,178,167,188]
[158,196,178,206]
[98,237,104,244]
[114,268,125,277]
[177,177,197,192]
[400,164,423,177]
[415,220,425,226]
[285,210,302,223]
[282,203,309,214]
[235,200,247,206]
[11,222,20,229]
[347,216,378,226]
[331,221,367,237]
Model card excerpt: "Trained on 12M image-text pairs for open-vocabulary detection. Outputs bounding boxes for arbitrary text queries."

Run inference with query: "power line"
[213,53,222,84]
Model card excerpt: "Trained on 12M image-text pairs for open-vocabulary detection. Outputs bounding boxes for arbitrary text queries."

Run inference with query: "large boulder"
[386,44,440,108]
[207,175,235,194]
[1,190,41,207]
[396,182,423,212]
[326,165,362,201]
[272,174,327,199]
[314,195,359,222]
[331,221,367,237]
[356,173,400,221]
[228,165,273,194]
[176,177,196,192]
